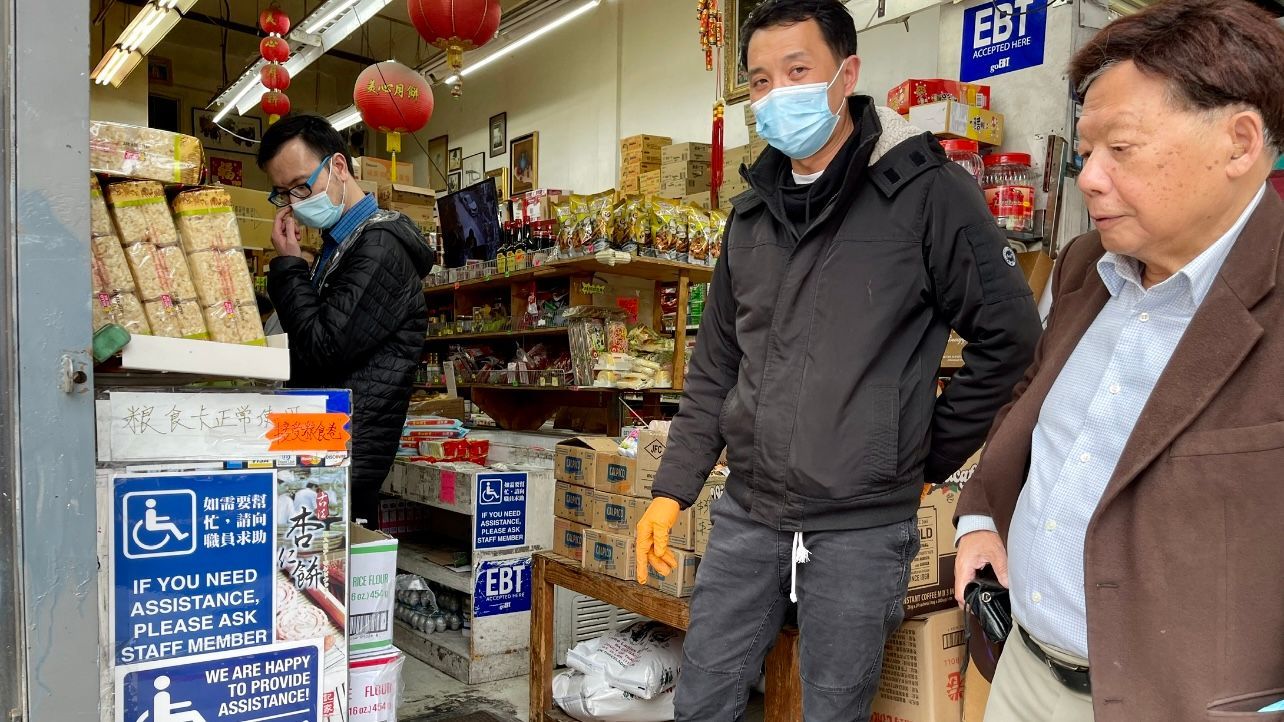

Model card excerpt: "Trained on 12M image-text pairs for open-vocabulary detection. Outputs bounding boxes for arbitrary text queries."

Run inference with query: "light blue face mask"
[751,61,848,160]
[291,156,347,229]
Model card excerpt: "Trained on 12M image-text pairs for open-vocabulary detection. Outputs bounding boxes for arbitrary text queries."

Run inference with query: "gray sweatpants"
[675,493,920,722]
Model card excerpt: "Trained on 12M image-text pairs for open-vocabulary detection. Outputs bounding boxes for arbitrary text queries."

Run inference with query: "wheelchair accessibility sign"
[122,490,197,559]
[114,640,322,722]
[474,472,527,550]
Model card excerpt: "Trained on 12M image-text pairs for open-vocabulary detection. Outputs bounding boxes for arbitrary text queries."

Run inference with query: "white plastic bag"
[553,669,676,722]
[566,621,684,700]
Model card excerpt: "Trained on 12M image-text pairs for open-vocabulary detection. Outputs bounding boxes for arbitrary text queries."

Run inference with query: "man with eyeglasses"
[257,114,435,528]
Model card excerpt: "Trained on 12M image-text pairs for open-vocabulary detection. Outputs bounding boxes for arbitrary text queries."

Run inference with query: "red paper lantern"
[260,4,291,36]
[260,36,290,63]
[261,90,291,124]
[353,61,434,182]
[261,63,291,92]
[407,0,501,96]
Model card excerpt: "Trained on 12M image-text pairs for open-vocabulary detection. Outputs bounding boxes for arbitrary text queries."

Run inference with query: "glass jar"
[941,139,984,186]
[983,153,1036,233]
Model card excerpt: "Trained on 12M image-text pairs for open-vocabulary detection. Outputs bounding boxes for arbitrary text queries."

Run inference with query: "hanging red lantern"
[261,63,291,92]
[261,90,292,124]
[259,4,291,36]
[407,0,501,97]
[353,61,434,183]
[260,36,290,63]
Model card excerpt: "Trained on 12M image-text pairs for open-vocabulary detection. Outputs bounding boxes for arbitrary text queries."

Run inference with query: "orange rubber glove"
[635,497,681,585]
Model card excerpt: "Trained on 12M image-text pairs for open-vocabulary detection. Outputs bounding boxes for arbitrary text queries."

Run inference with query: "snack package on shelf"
[89,121,204,185]
[677,205,704,264]
[107,180,180,246]
[91,291,150,335]
[202,301,267,345]
[555,199,578,259]
[124,242,199,300]
[143,296,209,340]
[90,176,115,237]
[172,188,244,251]
[586,192,615,255]
[91,234,136,295]
[612,196,636,253]
[188,248,258,307]
[708,210,727,266]
[650,200,678,260]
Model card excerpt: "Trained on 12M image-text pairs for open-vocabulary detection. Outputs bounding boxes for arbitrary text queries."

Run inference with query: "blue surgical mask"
[291,156,347,229]
[751,61,848,160]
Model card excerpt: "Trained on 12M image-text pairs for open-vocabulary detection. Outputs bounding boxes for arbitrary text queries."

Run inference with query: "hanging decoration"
[698,0,727,207]
[353,61,435,183]
[258,3,291,124]
[407,0,502,97]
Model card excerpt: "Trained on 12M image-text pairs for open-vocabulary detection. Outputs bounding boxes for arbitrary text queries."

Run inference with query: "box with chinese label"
[555,481,593,526]
[871,608,967,722]
[554,518,589,563]
[888,78,991,116]
[555,436,619,488]
[647,547,699,597]
[582,528,635,581]
[909,101,1005,147]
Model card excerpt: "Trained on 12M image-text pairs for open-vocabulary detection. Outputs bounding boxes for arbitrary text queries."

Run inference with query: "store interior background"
[90,0,1092,263]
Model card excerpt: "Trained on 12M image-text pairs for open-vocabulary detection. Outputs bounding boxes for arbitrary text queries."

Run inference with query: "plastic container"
[941,139,984,186]
[983,153,1036,233]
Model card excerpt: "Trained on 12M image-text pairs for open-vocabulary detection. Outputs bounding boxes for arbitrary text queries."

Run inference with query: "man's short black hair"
[256,113,353,171]
[739,0,858,71]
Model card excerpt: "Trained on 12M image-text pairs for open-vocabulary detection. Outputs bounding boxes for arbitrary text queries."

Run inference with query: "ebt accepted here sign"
[960,0,1048,82]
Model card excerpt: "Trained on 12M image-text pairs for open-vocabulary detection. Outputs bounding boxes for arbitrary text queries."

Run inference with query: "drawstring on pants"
[790,531,811,603]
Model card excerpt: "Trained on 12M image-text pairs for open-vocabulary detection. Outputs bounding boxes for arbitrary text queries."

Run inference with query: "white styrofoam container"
[120,333,291,380]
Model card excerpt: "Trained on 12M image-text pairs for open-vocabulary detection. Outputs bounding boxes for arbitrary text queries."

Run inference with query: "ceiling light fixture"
[441,0,600,86]
[91,0,199,87]
[328,106,363,131]
[306,0,362,34]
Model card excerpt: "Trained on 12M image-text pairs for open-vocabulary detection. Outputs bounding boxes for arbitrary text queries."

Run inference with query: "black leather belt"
[1020,627,1092,694]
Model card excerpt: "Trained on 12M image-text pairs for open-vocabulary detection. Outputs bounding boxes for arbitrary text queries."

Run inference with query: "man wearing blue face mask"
[634,1,1041,719]
[258,114,435,528]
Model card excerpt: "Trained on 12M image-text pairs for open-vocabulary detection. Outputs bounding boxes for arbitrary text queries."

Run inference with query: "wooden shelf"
[424,327,569,343]
[397,543,472,594]
[423,256,714,295]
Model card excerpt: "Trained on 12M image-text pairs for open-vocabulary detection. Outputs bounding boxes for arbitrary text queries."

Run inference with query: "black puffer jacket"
[269,211,433,524]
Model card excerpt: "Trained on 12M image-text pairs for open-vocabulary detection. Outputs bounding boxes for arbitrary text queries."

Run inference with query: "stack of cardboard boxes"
[889,78,1004,147]
[378,182,438,238]
[659,141,713,202]
[619,134,671,195]
[553,430,702,597]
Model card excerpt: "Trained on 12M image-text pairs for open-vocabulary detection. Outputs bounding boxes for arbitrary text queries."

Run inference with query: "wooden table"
[529,552,803,721]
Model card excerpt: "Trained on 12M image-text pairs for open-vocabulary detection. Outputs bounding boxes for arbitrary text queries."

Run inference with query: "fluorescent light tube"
[306,0,361,34]
[440,0,600,86]
[329,106,363,131]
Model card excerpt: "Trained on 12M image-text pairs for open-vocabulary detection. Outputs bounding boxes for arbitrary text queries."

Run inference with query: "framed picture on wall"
[510,132,539,195]
[191,108,262,154]
[488,112,507,158]
[208,156,245,186]
[724,0,767,105]
[447,172,462,194]
[448,148,463,172]
[461,153,486,187]
[428,135,449,191]
[485,168,509,200]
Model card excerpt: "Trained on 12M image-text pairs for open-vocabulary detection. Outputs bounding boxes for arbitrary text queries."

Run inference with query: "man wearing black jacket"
[258,115,434,527]
[632,2,1041,720]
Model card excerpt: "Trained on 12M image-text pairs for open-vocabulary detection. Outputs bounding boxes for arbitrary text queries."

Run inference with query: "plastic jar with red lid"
[983,153,1035,233]
[941,139,984,186]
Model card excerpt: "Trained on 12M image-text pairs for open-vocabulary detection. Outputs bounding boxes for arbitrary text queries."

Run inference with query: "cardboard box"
[747,125,761,144]
[963,669,990,722]
[871,608,967,722]
[619,177,641,195]
[620,134,673,154]
[356,179,381,198]
[691,476,727,556]
[635,429,668,489]
[583,528,635,581]
[555,481,593,525]
[621,159,662,178]
[378,182,435,207]
[749,139,769,160]
[349,524,398,654]
[888,78,991,116]
[910,101,1005,147]
[721,178,751,199]
[554,518,590,563]
[592,447,662,499]
[590,490,694,548]
[661,177,710,198]
[353,156,417,185]
[516,188,568,223]
[662,142,713,165]
[623,147,664,166]
[724,144,750,167]
[904,448,980,617]
[388,202,437,236]
[744,104,757,127]
[942,251,1052,368]
[556,436,620,487]
[683,192,713,210]
[640,170,663,195]
[221,185,278,250]
[661,161,712,184]
[647,547,700,597]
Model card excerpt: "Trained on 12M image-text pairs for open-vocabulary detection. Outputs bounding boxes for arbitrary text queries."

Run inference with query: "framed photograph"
[488,112,507,158]
[461,153,486,187]
[148,57,173,85]
[724,0,767,105]
[509,132,539,195]
[208,156,244,187]
[427,135,449,192]
[191,108,262,154]
[448,148,463,172]
[485,168,509,200]
[447,172,462,194]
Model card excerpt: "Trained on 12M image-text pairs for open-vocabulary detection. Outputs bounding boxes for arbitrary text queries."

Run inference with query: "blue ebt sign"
[961,0,1047,82]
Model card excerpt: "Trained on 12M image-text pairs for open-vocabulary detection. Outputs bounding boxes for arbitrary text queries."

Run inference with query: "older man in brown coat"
[954,1,1284,720]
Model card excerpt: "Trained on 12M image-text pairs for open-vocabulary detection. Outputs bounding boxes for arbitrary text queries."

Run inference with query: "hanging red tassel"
[711,100,725,209]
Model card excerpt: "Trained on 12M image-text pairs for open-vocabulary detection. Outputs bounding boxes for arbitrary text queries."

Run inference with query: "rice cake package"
[89,121,204,185]
[89,176,114,237]
[90,234,135,294]
[106,181,180,247]
[125,243,198,300]
[188,248,257,307]
[172,187,245,252]
[91,292,150,335]
[143,296,208,340]
[202,301,266,346]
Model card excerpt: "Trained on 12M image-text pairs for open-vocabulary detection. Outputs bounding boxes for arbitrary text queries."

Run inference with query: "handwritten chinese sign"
[267,413,351,452]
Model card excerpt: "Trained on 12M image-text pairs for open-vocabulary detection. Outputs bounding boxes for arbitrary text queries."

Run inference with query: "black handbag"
[961,566,1011,682]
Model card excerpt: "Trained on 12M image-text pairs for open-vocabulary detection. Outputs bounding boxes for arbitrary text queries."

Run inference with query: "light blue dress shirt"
[956,185,1267,658]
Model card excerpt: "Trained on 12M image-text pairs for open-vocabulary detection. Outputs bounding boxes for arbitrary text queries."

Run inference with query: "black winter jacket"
[268,210,433,522]
[651,98,1042,532]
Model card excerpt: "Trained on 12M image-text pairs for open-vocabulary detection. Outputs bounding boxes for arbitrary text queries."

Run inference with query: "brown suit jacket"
[957,188,1284,720]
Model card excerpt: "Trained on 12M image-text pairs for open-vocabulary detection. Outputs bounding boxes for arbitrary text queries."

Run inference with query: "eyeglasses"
[268,156,332,208]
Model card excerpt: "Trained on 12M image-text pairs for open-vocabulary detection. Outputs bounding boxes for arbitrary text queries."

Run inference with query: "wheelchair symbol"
[122,490,196,559]
[479,479,503,506]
